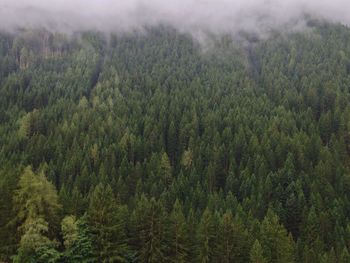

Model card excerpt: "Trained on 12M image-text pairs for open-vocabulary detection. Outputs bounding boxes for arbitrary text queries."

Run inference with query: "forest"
[1,21,350,262]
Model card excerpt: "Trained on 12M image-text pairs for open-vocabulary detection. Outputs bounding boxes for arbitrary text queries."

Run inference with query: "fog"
[1,0,350,37]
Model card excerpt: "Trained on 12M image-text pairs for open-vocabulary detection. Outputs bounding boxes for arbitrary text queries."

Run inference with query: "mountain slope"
[1,23,350,262]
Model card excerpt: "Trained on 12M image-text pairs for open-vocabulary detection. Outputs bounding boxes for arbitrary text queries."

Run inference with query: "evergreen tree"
[196,208,216,263]
[131,195,168,263]
[13,166,61,262]
[87,183,129,262]
[167,200,188,262]
[260,208,295,263]
[14,166,61,231]
[1,22,350,262]
[160,152,172,189]
[215,211,237,263]
[339,247,350,263]
[250,240,267,263]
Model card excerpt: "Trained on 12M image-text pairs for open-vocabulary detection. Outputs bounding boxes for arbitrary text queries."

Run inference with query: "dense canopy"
[1,22,350,262]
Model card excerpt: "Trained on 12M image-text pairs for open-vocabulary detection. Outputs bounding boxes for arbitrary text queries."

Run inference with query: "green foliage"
[61,216,79,249]
[216,211,251,263]
[196,208,217,262]
[167,200,189,262]
[88,183,129,262]
[14,166,61,221]
[1,23,350,262]
[131,195,168,263]
[12,166,61,262]
[260,209,295,263]
[63,216,94,263]
[339,247,350,263]
[13,217,59,263]
[250,240,267,263]
[160,152,172,188]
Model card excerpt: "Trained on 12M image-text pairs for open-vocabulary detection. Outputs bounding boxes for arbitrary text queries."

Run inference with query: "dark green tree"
[87,183,129,262]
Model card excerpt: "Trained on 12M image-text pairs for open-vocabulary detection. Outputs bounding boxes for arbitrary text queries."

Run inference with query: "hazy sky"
[1,0,349,36]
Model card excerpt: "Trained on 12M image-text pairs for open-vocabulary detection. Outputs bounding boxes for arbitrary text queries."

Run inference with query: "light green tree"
[250,240,267,263]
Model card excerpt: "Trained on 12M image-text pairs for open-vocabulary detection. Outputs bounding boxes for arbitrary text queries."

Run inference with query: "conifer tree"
[260,208,295,263]
[160,152,172,188]
[250,240,267,263]
[14,166,61,230]
[13,166,61,262]
[167,200,188,262]
[87,183,129,262]
[196,208,216,263]
[339,247,350,263]
[131,195,168,263]
[216,211,236,263]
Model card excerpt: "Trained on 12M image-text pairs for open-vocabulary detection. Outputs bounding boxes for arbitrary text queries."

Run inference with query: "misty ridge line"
[0,0,350,39]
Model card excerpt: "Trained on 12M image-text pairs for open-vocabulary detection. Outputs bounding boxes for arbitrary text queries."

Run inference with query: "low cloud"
[1,0,350,36]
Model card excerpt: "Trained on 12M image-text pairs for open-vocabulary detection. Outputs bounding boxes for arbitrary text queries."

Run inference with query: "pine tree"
[303,206,319,248]
[87,183,129,262]
[186,208,198,261]
[131,195,168,263]
[0,168,18,260]
[167,121,177,164]
[160,152,172,188]
[13,166,61,262]
[339,247,350,263]
[216,211,236,263]
[327,248,337,263]
[14,166,61,229]
[167,200,188,262]
[260,208,295,263]
[250,240,267,263]
[70,187,87,216]
[196,208,216,263]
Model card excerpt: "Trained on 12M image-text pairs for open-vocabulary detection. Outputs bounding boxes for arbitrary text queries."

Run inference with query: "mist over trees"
[1,13,350,263]
[2,0,350,37]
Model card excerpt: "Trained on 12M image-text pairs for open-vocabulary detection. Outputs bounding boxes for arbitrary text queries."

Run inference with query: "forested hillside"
[1,22,350,262]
